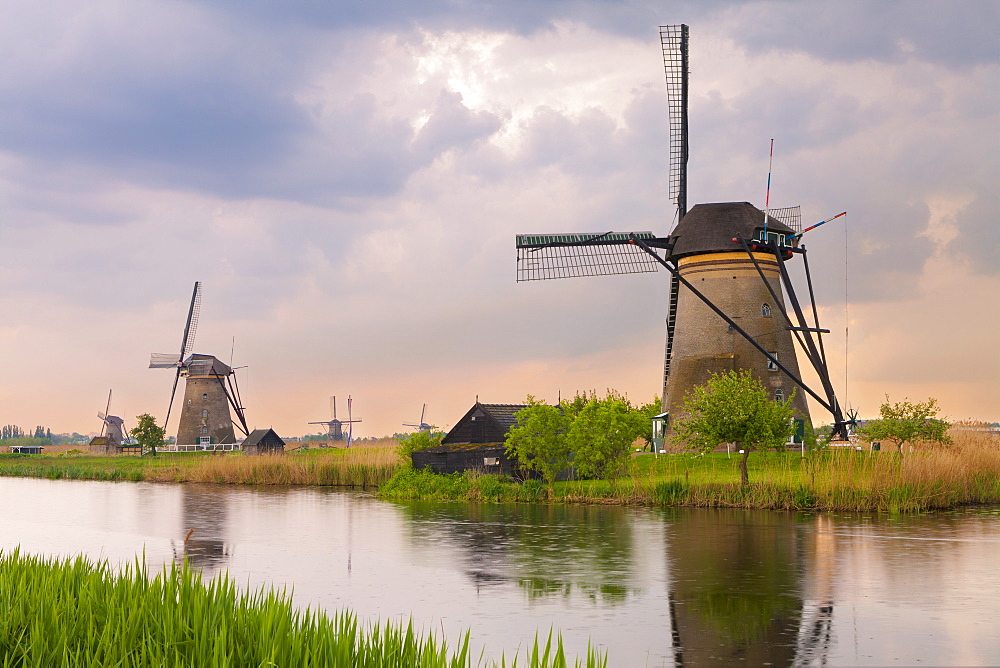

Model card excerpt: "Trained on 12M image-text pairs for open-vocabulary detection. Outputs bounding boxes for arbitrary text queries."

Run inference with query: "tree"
[565,392,648,479]
[505,396,572,488]
[398,430,444,463]
[130,414,165,456]
[856,396,950,458]
[673,370,796,485]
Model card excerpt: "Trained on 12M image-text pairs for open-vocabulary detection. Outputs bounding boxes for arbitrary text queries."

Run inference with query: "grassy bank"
[0,445,401,487]
[382,428,1000,512]
[0,549,605,667]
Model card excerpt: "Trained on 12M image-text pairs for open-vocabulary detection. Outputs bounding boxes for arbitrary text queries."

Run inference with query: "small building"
[9,445,43,454]
[412,402,528,476]
[242,428,285,456]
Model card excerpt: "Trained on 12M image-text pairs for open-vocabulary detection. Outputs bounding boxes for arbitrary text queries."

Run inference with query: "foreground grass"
[382,428,1000,512]
[0,445,401,487]
[0,549,605,667]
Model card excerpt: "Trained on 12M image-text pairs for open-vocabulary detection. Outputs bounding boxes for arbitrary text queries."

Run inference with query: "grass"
[2,429,997,512]
[0,549,607,667]
[380,427,1000,512]
[0,445,402,487]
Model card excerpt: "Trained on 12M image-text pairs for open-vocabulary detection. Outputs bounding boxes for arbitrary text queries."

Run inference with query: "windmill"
[149,281,250,446]
[96,389,126,446]
[403,404,436,433]
[309,396,362,443]
[514,25,850,440]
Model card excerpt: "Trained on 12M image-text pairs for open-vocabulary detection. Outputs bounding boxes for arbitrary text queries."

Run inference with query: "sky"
[1,0,997,439]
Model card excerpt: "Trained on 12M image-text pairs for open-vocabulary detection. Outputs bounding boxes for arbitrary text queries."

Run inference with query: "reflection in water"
[398,502,640,605]
[665,509,804,666]
[1,477,998,666]
[796,513,835,666]
[173,484,232,572]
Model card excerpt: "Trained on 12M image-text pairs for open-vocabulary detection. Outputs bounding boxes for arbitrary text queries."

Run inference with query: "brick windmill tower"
[659,201,810,427]
[515,25,848,439]
[149,282,250,446]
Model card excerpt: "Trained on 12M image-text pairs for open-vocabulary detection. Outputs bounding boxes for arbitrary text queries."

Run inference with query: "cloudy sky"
[1,0,997,439]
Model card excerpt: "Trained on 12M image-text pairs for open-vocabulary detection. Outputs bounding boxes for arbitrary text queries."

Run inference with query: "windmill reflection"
[665,509,805,666]
[794,514,836,666]
[171,483,232,573]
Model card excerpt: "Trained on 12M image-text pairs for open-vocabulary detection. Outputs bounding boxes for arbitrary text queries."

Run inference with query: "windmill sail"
[516,232,661,281]
[660,24,689,222]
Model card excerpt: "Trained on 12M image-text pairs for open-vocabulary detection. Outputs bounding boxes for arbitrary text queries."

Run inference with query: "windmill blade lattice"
[660,24,689,220]
[516,232,661,281]
[766,206,802,234]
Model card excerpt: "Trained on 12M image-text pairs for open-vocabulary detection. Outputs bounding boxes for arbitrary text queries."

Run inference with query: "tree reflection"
[396,501,639,605]
[665,509,804,665]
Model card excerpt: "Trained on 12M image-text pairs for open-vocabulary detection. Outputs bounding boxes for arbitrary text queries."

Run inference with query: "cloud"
[0,2,997,437]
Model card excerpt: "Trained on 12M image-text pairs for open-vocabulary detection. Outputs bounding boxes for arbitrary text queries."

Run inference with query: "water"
[1,477,998,666]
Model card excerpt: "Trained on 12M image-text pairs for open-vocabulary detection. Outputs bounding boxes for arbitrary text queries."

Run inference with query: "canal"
[1,477,997,665]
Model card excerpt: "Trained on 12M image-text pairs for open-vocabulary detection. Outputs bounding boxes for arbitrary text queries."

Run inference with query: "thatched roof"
[668,202,796,260]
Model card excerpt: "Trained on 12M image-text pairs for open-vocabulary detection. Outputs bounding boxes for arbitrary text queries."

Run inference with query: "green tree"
[398,430,444,463]
[566,393,648,479]
[505,396,571,489]
[673,370,796,485]
[857,396,950,458]
[130,414,165,457]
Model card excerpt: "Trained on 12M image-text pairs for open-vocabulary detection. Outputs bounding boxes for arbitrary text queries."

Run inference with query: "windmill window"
[762,304,771,317]
[775,388,784,401]
[202,393,208,400]
[201,426,209,434]
[767,353,778,371]
[202,409,208,418]
[754,229,786,245]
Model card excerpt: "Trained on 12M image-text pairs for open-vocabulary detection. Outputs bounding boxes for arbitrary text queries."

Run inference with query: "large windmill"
[403,404,436,433]
[309,396,361,443]
[149,282,250,446]
[515,25,850,440]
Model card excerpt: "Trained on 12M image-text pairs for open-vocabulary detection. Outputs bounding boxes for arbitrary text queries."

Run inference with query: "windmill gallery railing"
[515,231,850,440]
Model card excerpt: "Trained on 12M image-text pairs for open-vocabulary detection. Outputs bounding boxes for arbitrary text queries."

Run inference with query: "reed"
[0,549,605,667]
[0,447,402,487]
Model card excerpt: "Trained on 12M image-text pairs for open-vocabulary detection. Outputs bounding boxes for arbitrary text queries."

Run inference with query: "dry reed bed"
[145,447,402,486]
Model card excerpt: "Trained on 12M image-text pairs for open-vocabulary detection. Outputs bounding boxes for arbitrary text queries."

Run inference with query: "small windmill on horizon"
[403,404,437,433]
[91,389,127,450]
[515,24,852,440]
[309,396,361,444]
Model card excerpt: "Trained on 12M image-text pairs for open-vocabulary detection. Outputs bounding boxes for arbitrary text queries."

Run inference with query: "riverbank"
[382,429,1000,512]
[1,430,996,512]
[0,445,399,487]
[0,549,605,667]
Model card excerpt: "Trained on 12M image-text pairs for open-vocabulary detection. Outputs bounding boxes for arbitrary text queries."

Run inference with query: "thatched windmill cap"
[667,202,795,260]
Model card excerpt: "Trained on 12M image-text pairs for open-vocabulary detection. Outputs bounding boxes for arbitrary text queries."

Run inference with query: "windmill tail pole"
[788,212,847,241]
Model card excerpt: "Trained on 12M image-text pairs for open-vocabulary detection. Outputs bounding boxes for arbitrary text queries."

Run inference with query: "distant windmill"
[96,389,126,447]
[514,25,850,440]
[403,404,436,433]
[309,396,361,443]
[149,281,249,445]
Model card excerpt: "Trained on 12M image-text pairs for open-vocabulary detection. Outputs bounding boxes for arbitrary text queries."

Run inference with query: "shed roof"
[440,402,528,446]
[478,404,528,431]
[242,428,284,448]
[667,202,796,259]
